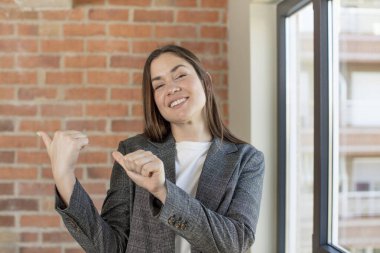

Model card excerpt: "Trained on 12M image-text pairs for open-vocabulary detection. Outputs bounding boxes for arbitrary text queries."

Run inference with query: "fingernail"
[36,132,41,137]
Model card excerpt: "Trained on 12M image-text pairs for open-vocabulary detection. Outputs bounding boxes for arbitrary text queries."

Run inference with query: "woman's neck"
[171,121,212,142]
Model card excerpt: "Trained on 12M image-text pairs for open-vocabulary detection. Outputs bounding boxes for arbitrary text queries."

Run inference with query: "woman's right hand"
[37,130,89,206]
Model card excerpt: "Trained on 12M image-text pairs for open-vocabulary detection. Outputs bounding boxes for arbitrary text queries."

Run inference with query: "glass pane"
[285,4,314,253]
[332,0,380,251]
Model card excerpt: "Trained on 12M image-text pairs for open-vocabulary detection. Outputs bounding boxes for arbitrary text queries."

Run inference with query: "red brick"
[43,231,74,243]
[201,0,227,8]
[202,57,227,71]
[17,151,50,164]
[0,199,38,211]
[156,25,196,38]
[215,87,227,100]
[154,0,197,7]
[0,120,13,131]
[109,24,152,38]
[19,120,61,132]
[20,248,60,253]
[0,168,38,180]
[0,72,37,84]
[20,215,60,227]
[0,151,14,163]
[0,136,37,148]
[41,9,84,20]
[65,248,85,253]
[111,119,144,132]
[0,105,37,116]
[111,88,142,101]
[18,88,57,100]
[17,24,38,36]
[89,135,125,148]
[19,183,54,196]
[177,10,219,23]
[131,41,166,53]
[0,24,14,35]
[64,56,106,68]
[65,120,106,131]
[82,182,106,194]
[132,72,143,85]
[41,167,83,180]
[64,24,105,36]
[0,88,14,100]
[132,103,143,116]
[74,0,104,4]
[20,232,38,242]
[45,71,83,85]
[134,10,174,22]
[87,167,112,179]
[41,40,84,52]
[201,26,227,39]
[109,0,150,6]
[180,41,220,54]
[87,40,130,53]
[86,104,129,117]
[0,40,37,52]
[0,216,14,227]
[87,71,129,85]
[0,56,14,68]
[89,9,129,20]
[78,152,108,164]
[18,56,60,68]
[0,183,14,195]
[110,55,146,69]
[65,88,107,100]
[41,104,83,117]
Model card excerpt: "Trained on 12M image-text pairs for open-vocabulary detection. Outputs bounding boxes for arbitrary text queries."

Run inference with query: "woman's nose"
[167,86,180,95]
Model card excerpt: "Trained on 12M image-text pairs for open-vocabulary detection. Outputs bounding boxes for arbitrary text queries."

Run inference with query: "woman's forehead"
[150,53,192,74]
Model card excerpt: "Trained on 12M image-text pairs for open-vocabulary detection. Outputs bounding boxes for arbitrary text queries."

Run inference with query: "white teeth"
[170,98,187,108]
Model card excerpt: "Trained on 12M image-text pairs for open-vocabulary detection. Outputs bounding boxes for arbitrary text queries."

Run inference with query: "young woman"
[37,45,265,253]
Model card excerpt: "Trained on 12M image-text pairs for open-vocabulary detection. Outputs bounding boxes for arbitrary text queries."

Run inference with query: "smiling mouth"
[169,97,188,108]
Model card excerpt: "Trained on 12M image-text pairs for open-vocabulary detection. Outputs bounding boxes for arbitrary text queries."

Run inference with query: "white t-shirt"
[174,141,212,253]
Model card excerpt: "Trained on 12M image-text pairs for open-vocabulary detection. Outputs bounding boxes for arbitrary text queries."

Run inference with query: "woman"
[37,45,264,253]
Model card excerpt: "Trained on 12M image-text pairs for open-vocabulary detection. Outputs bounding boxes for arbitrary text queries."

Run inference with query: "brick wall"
[0,0,228,252]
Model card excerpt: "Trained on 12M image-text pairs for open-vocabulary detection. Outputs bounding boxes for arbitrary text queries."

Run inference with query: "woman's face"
[150,53,207,126]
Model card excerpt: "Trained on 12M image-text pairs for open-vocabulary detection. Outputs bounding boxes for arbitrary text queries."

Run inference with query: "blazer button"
[168,215,176,225]
[180,222,187,230]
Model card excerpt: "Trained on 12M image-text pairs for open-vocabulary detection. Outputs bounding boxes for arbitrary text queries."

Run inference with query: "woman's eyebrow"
[151,64,186,82]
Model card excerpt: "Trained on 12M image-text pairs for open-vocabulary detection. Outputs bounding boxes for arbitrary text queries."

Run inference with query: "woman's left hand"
[112,150,167,203]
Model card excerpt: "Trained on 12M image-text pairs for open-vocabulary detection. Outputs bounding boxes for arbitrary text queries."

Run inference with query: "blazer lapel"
[195,138,238,211]
[148,134,238,211]
[148,134,176,183]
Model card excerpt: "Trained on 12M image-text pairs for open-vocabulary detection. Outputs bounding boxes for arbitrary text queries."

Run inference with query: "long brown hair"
[142,44,245,144]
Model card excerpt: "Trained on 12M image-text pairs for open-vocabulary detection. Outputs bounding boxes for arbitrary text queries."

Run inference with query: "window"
[278,0,380,252]
[332,1,380,251]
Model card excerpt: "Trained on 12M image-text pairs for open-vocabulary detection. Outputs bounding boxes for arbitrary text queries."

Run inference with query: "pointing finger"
[112,151,127,171]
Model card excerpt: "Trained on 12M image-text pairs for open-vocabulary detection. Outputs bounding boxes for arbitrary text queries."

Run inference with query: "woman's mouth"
[169,97,188,108]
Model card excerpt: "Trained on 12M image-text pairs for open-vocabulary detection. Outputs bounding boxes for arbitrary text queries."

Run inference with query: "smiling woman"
[37,45,265,253]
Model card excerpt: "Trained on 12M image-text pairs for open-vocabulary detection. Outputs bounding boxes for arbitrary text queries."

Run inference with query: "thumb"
[37,131,52,150]
[112,151,127,170]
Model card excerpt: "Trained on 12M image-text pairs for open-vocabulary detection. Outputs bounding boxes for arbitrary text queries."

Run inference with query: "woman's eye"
[176,74,186,79]
[154,84,164,90]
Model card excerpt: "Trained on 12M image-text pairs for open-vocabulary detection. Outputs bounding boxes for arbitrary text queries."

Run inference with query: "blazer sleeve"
[150,148,265,253]
[55,141,131,253]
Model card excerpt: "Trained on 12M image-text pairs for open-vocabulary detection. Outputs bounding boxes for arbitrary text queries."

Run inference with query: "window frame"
[277,0,348,252]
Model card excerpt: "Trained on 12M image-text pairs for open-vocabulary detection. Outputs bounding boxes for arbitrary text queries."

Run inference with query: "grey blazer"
[56,133,265,253]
